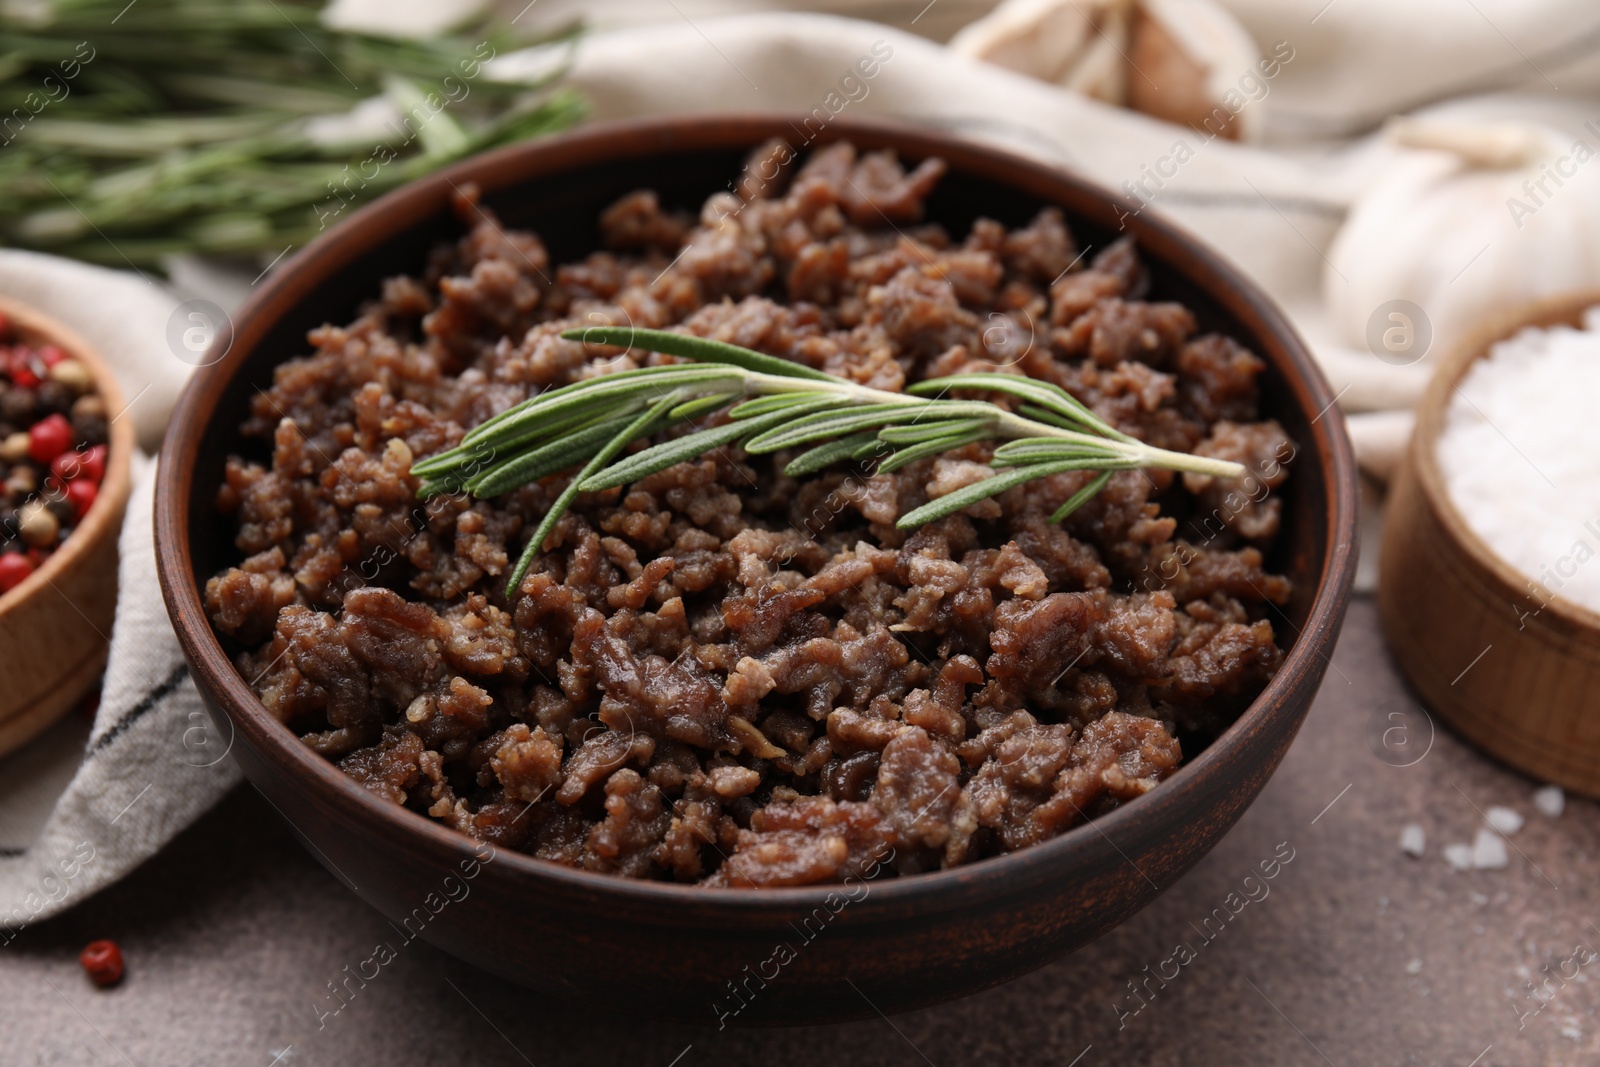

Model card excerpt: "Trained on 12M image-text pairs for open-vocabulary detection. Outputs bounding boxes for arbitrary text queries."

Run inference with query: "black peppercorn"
[46,497,75,528]
[35,380,74,416]
[72,414,108,447]
[0,387,34,424]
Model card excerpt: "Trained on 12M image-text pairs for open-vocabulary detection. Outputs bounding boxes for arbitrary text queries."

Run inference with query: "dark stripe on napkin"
[88,664,192,757]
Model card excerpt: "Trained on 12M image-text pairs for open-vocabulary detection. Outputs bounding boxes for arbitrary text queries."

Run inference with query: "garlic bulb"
[1326,114,1600,360]
[949,0,1264,141]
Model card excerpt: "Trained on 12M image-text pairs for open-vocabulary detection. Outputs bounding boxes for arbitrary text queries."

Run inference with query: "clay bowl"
[154,116,1357,1023]
[0,296,134,757]
[1381,291,1600,796]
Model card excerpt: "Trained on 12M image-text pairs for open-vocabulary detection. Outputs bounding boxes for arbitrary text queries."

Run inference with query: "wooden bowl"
[153,116,1359,1022]
[1381,291,1600,795]
[0,296,134,757]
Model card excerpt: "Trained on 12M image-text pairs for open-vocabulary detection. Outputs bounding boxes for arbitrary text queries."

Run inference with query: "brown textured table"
[5,598,1597,1066]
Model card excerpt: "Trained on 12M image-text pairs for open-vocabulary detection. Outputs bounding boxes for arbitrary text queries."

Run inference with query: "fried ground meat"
[207,141,1293,887]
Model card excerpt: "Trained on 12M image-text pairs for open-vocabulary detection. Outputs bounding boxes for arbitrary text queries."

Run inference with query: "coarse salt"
[1443,843,1474,871]
[1534,784,1566,818]
[1485,806,1524,836]
[1437,307,1600,612]
[1472,827,1509,870]
[1399,823,1426,857]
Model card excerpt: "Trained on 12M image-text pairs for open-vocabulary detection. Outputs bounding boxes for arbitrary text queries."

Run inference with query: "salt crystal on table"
[1399,823,1426,857]
[1405,958,1423,975]
[1534,785,1565,818]
[1485,806,1524,836]
[1472,828,1509,870]
[1444,843,1474,871]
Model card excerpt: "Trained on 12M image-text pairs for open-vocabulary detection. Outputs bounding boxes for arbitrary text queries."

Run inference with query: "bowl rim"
[0,294,135,615]
[1407,289,1600,638]
[155,114,1359,911]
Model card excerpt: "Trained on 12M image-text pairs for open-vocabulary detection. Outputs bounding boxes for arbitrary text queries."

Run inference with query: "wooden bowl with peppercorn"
[0,295,132,757]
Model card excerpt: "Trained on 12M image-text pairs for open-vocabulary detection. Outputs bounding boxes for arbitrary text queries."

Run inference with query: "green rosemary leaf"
[912,372,1135,443]
[782,433,879,477]
[416,477,462,500]
[462,366,745,447]
[410,436,506,479]
[727,393,835,419]
[1015,403,1078,430]
[558,326,834,381]
[578,401,827,492]
[412,406,606,478]
[1049,470,1113,524]
[895,458,1108,529]
[853,436,896,461]
[876,428,991,473]
[503,390,683,598]
[744,402,995,454]
[741,407,911,452]
[466,409,651,498]
[877,417,993,445]
[460,367,656,445]
[671,392,739,420]
[990,439,1116,465]
[909,372,1057,403]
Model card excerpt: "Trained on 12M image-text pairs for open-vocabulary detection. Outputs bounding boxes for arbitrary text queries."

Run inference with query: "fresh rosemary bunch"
[410,327,1247,597]
[0,0,581,267]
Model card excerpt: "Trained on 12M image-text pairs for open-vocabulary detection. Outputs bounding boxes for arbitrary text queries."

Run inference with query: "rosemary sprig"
[411,327,1246,597]
[0,0,581,267]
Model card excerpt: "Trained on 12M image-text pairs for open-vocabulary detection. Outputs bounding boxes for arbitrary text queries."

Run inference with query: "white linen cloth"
[7,1,1600,921]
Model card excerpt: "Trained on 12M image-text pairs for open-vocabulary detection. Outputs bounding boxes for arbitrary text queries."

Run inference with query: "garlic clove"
[1059,14,1131,103]
[949,0,1135,104]
[950,0,1263,138]
[1127,0,1264,142]
[1386,116,1551,169]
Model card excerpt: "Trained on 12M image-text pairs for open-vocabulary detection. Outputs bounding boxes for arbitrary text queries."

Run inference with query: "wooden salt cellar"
[1381,291,1600,796]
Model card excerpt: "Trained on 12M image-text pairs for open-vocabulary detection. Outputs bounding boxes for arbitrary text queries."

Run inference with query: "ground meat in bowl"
[205,140,1293,887]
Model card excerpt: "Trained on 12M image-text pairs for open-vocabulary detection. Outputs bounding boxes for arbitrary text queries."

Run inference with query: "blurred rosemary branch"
[0,0,582,268]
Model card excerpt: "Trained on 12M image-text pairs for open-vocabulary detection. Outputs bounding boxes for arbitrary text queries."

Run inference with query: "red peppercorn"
[0,553,33,593]
[81,444,106,484]
[9,348,39,389]
[66,478,96,520]
[25,548,44,568]
[79,940,124,988]
[28,413,72,463]
[51,450,81,482]
[37,344,67,367]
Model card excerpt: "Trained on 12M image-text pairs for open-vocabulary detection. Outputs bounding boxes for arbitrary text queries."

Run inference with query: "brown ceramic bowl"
[154,116,1357,1023]
[0,296,134,757]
